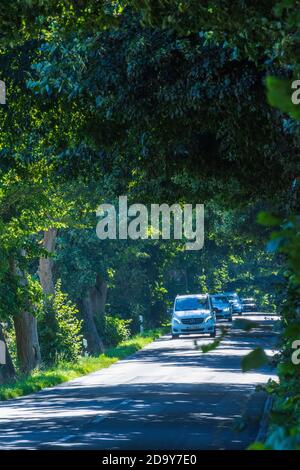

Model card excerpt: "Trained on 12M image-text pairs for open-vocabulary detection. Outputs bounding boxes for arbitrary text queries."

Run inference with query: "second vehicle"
[211,294,233,321]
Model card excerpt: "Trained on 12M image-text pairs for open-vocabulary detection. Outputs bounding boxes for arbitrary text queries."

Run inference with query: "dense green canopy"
[0,0,299,448]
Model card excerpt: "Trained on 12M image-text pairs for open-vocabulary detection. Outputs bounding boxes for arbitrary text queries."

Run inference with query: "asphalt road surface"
[0,312,278,450]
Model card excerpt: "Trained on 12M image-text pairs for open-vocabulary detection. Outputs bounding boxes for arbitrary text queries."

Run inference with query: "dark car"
[211,294,233,321]
[241,298,257,312]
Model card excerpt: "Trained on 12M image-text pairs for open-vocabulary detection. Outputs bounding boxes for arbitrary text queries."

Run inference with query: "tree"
[25,7,296,211]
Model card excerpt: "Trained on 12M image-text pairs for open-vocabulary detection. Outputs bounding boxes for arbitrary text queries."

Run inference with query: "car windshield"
[175,297,209,311]
[212,296,229,306]
[227,294,239,301]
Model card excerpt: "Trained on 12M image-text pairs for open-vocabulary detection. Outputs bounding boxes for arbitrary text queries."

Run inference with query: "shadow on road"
[0,312,278,450]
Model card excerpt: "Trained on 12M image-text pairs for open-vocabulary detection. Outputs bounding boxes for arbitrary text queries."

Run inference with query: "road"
[0,312,278,450]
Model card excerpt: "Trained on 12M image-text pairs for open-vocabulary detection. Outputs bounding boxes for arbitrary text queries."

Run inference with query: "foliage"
[0,0,299,450]
[196,325,227,353]
[28,9,295,205]
[0,329,164,401]
[266,76,300,120]
[246,214,300,449]
[241,348,269,373]
[39,280,83,363]
[101,315,131,347]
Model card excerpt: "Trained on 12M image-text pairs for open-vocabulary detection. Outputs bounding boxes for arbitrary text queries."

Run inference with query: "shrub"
[103,315,131,347]
[39,280,83,364]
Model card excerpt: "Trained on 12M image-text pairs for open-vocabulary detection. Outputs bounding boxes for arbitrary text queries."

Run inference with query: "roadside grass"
[0,328,165,401]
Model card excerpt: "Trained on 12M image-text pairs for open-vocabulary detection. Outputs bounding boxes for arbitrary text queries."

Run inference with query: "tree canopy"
[0,0,300,449]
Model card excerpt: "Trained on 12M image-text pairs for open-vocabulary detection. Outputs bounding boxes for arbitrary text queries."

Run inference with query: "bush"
[103,315,131,347]
[39,280,83,364]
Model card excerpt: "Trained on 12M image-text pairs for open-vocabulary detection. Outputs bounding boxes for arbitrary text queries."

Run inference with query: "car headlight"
[173,316,181,324]
[204,315,213,323]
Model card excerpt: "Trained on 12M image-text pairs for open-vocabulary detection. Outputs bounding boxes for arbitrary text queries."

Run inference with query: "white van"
[171,294,216,339]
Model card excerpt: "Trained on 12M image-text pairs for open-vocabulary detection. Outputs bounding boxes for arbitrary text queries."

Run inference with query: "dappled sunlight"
[0,313,277,450]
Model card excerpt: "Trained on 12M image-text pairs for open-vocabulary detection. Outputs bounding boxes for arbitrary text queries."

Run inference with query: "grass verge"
[0,328,164,401]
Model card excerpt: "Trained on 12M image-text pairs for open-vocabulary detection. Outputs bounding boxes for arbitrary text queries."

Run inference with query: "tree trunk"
[39,228,57,296]
[80,276,107,355]
[38,228,57,343]
[93,275,107,323]
[80,294,104,355]
[11,256,41,374]
[0,324,16,384]
[14,312,41,374]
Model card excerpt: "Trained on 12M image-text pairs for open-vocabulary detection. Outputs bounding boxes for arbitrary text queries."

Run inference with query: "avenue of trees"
[0,0,299,448]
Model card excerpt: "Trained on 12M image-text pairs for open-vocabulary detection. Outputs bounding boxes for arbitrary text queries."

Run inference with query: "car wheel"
[228,316,232,322]
[172,334,179,339]
[210,329,216,338]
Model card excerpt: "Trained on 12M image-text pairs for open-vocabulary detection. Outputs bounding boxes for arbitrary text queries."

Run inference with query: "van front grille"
[181,318,204,325]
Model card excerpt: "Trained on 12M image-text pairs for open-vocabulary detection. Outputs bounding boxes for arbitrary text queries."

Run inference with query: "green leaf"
[199,337,221,353]
[283,323,300,341]
[270,410,291,425]
[241,347,268,372]
[257,211,281,227]
[247,441,267,450]
[277,362,299,376]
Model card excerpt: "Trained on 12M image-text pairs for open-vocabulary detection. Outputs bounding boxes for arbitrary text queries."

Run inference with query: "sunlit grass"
[0,328,164,401]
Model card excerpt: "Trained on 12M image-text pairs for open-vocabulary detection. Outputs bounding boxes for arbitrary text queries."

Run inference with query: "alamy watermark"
[291,80,300,105]
[0,340,5,365]
[292,340,300,365]
[0,80,6,105]
[96,196,204,250]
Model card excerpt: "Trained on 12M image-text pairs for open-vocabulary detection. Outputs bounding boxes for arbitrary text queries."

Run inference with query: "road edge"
[255,394,273,443]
